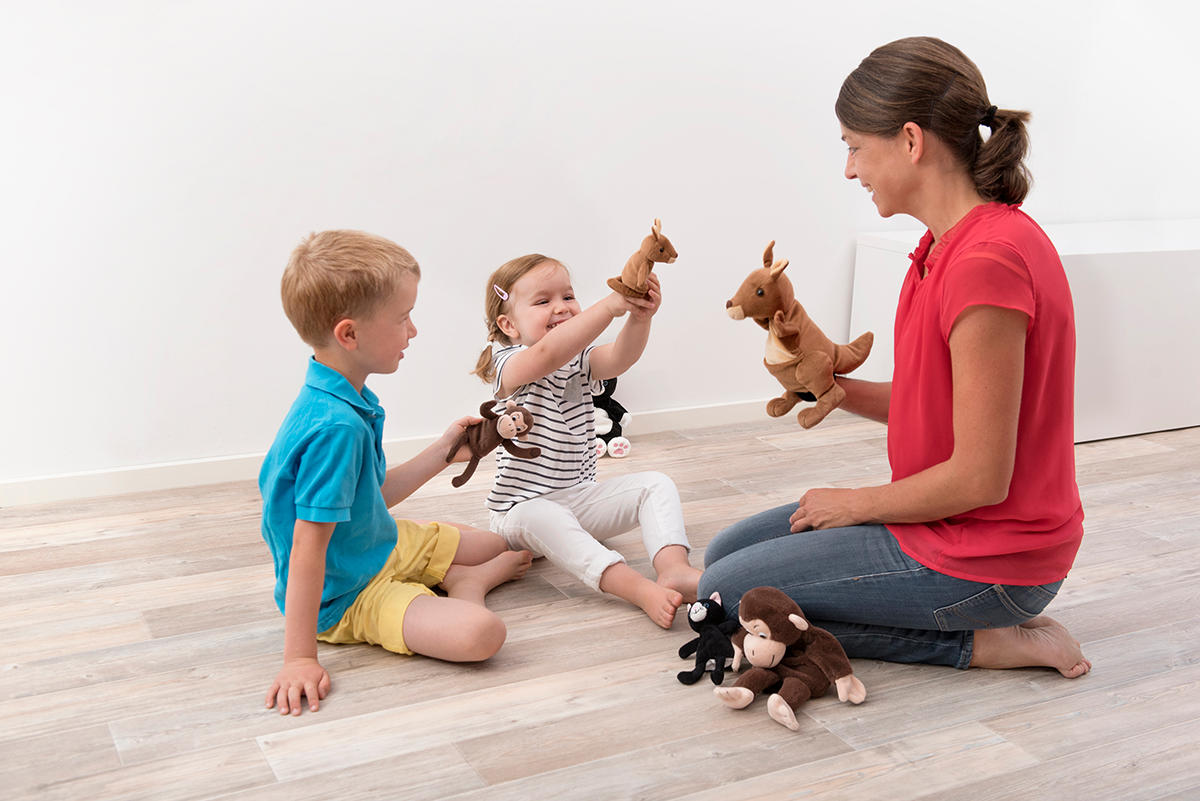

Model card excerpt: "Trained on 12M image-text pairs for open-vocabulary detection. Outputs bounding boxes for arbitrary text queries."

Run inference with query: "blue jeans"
[698,503,1063,669]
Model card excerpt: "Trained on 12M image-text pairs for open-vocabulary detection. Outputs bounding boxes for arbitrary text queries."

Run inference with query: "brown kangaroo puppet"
[607,218,678,299]
[726,240,873,429]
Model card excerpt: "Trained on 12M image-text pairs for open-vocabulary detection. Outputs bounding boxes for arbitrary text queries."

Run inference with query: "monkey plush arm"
[501,439,542,460]
[730,628,747,672]
[805,626,865,703]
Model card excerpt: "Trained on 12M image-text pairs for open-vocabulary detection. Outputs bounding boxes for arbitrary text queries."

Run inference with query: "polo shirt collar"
[304,357,382,414]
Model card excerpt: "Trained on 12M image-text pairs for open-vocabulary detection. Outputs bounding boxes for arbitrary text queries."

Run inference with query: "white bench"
[848,219,1200,442]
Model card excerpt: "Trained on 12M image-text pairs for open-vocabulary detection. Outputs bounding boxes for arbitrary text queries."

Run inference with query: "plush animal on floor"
[715,586,866,731]
[607,218,678,299]
[446,400,541,488]
[726,240,873,429]
[593,378,632,458]
[677,592,741,685]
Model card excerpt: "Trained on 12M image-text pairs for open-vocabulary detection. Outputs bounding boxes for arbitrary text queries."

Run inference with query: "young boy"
[260,230,532,716]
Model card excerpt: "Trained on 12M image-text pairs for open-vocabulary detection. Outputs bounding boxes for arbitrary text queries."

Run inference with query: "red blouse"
[885,202,1084,585]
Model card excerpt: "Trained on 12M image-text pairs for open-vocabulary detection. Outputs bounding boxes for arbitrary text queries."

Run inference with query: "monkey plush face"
[496,409,531,441]
[737,586,811,670]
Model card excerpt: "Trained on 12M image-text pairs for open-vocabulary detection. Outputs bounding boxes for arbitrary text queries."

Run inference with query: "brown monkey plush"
[715,586,866,731]
[446,400,541,488]
[726,241,873,429]
[607,218,678,299]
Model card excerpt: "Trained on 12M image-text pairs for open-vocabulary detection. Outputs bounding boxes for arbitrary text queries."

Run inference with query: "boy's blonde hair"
[472,254,564,383]
[282,230,420,346]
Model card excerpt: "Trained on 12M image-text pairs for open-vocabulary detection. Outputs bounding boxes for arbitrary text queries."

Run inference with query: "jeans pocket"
[933,581,1061,631]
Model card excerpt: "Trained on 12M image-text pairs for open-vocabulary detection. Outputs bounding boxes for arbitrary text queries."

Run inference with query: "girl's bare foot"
[971,615,1091,677]
[441,550,533,605]
[656,565,702,606]
[633,582,683,629]
[652,545,702,605]
[600,562,683,628]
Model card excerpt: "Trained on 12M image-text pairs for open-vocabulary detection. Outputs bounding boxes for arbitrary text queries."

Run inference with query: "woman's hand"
[789,488,867,532]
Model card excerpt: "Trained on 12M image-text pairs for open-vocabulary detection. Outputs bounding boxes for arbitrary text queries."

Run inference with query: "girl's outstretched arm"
[497,291,652,397]
[590,274,661,380]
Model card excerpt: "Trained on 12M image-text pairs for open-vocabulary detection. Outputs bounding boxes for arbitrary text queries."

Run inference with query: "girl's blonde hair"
[472,254,564,383]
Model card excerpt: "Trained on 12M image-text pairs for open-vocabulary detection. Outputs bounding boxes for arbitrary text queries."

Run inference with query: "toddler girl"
[472,254,700,627]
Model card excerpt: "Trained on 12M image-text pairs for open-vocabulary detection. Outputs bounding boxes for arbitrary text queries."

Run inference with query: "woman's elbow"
[968,468,1013,508]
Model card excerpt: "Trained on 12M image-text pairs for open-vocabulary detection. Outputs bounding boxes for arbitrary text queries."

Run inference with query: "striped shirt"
[486,344,601,513]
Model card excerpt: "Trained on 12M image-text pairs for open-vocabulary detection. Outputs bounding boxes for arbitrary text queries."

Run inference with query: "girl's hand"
[604,274,660,320]
[789,488,866,532]
[629,273,661,320]
[441,416,481,463]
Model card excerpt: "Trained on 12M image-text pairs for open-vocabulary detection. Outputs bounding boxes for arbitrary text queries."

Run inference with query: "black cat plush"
[677,592,740,685]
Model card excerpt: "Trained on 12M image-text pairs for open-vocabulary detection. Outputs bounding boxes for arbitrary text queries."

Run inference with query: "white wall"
[2,1,1197,500]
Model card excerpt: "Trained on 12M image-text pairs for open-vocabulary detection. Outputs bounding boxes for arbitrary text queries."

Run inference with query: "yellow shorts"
[317,519,460,656]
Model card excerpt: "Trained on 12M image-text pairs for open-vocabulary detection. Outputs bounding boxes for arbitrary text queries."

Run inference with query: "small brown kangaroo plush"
[446,400,541,488]
[607,218,678,299]
[726,240,873,429]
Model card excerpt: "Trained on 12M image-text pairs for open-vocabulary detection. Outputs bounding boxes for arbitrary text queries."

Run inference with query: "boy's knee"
[461,612,507,661]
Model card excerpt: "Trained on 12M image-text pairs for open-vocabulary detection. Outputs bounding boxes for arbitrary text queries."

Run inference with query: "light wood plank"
[674,722,1040,801]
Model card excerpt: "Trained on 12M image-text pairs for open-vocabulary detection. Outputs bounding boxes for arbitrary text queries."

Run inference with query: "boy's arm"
[589,274,660,381]
[380,415,480,508]
[498,290,653,397]
[266,518,334,716]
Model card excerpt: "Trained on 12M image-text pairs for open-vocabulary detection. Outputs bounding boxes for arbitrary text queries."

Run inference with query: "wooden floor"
[2,410,1199,800]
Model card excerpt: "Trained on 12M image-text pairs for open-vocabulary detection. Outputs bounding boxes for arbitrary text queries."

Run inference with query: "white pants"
[488,471,690,592]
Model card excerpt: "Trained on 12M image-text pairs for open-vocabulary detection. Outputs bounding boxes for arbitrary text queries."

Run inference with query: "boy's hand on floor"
[266,657,331,716]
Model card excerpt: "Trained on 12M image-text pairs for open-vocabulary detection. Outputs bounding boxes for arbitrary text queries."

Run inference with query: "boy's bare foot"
[970,615,1091,677]
[599,562,683,629]
[656,564,702,606]
[442,550,533,605]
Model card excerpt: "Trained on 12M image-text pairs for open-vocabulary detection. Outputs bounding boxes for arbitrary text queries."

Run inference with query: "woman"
[699,37,1090,677]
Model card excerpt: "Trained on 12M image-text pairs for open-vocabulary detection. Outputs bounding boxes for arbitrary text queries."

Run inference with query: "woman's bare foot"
[600,562,683,628]
[971,615,1091,677]
[441,550,533,606]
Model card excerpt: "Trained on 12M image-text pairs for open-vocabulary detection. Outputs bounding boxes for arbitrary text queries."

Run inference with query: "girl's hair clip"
[493,284,509,301]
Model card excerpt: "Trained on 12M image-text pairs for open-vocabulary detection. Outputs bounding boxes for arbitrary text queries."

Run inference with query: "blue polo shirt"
[259,357,397,631]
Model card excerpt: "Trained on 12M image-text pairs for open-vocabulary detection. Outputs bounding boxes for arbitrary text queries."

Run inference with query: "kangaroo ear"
[652,218,662,238]
[769,259,790,280]
[763,240,776,270]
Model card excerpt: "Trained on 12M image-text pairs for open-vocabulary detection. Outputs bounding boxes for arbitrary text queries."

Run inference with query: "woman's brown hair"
[836,36,1032,204]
